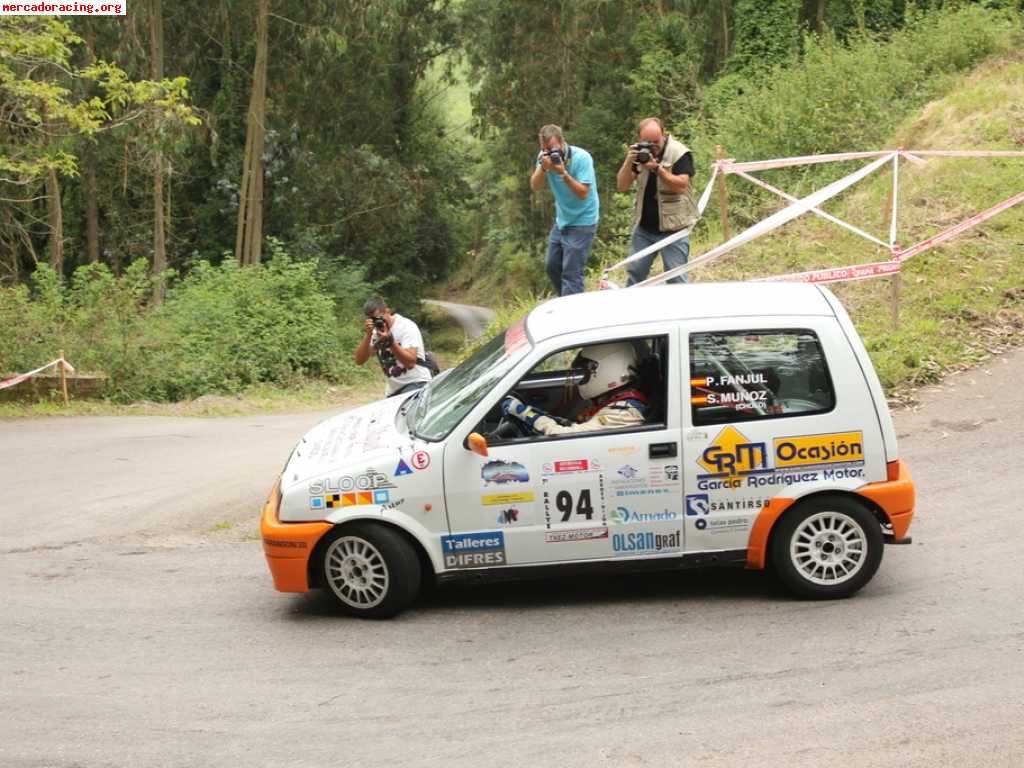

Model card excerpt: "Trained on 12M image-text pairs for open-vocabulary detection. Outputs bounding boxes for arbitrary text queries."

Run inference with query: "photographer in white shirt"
[354,297,432,397]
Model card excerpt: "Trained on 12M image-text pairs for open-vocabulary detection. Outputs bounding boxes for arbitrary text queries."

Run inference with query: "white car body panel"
[273,283,900,578]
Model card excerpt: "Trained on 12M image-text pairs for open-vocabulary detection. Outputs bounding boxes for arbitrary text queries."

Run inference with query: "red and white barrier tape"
[895,188,1024,263]
[902,150,1024,159]
[756,259,901,285]
[0,357,75,391]
[718,149,1024,175]
[603,147,1023,288]
[637,153,895,287]
[718,150,892,174]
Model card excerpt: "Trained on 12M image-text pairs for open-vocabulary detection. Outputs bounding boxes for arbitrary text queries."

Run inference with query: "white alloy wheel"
[324,535,390,610]
[789,510,867,586]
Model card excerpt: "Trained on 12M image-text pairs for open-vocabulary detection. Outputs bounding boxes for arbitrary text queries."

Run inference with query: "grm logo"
[698,426,767,477]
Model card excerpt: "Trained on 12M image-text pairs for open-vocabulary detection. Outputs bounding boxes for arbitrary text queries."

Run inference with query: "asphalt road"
[423,298,496,339]
[3,351,1023,767]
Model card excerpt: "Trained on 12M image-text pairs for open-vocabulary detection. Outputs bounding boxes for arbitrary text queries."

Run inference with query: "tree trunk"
[816,0,826,34]
[85,165,100,264]
[1,205,20,283]
[149,0,167,301]
[46,168,64,274]
[720,0,729,64]
[237,0,269,266]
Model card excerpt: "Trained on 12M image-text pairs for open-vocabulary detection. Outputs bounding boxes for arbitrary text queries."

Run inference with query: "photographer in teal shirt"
[530,124,599,296]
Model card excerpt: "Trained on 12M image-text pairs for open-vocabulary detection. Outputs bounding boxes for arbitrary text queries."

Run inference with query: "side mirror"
[466,432,489,457]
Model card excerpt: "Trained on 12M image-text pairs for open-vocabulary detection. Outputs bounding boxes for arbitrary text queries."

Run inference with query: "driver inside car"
[500,342,651,436]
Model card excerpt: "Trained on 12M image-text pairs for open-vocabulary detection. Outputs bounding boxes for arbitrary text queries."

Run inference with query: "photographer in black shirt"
[616,117,700,286]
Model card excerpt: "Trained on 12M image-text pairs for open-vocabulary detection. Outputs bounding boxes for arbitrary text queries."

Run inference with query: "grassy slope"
[460,53,1024,402]
[685,54,1024,398]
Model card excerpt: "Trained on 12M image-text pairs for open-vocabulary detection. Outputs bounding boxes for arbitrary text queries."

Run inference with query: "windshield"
[411,322,530,441]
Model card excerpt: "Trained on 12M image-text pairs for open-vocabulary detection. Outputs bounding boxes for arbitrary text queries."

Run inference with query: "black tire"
[770,494,883,600]
[320,523,421,619]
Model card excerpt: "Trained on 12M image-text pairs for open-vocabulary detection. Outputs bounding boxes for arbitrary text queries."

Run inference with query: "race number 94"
[556,489,594,522]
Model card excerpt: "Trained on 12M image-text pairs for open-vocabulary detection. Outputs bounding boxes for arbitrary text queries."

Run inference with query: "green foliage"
[139,251,333,399]
[728,0,804,74]
[690,5,1019,222]
[0,16,197,182]
[0,248,372,402]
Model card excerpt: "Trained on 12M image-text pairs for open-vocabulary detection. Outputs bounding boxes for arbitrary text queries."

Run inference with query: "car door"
[443,326,684,570]
[680,317,887,555]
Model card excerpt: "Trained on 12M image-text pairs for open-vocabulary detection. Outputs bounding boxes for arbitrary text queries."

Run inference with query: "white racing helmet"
[573,342,637,400]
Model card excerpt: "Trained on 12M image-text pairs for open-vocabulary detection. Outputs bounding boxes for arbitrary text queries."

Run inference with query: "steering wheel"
[488,390,537,440]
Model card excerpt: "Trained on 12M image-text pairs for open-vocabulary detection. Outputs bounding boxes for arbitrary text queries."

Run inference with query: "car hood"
[279,394,416,493]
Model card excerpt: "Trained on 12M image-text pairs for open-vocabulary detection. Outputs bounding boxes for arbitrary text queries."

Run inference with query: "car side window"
[689,329,835,426]
[481,335,670,443]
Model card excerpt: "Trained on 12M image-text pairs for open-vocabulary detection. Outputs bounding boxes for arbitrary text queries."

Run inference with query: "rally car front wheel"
[771,495,883,599]
[320,523,421,619]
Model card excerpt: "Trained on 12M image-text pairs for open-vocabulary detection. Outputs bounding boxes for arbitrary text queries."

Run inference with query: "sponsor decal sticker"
[609,506,680,524]
[695,426,867,492]
[441,531,506,569]
[482,491,534,505]
[309,469,396,495]
[773,432,864,469]
[611,530,681,555]
[542,459,601,475]
[411,451,431,470]
[481,459,530,485]
[313,490,390,509]
[608,445,638,455]
[394,458,414,476]
[617,465,640,479]
[688,494,768,515]
[698,426,769,479]
[545,527,608,543]
[694,516,750,533]
[263,538,308,549]
[496,508,520,525]
[614,488,673,498]
[685,493,710,517]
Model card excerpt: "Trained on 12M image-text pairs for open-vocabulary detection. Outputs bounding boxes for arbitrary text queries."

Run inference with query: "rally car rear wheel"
[772,495,883,599]
[321,523,421,619]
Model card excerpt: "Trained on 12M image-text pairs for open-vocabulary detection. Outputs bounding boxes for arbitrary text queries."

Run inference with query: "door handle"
[649,442,677,459]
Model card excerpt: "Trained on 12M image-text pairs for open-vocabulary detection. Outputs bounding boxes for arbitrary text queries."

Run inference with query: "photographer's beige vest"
[633,135,700,233]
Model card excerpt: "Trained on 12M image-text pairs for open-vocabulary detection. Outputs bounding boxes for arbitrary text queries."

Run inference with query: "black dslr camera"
[544,147,564,166]
[633,140,657,165]
[372,316,391,350]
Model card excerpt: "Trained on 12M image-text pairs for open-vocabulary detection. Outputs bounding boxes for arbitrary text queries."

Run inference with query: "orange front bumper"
[746,460,916,570]
[260,479,333,593]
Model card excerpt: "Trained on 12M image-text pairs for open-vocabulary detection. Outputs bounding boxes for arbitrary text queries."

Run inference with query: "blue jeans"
[546,223,597,296]
[625,226,690,286]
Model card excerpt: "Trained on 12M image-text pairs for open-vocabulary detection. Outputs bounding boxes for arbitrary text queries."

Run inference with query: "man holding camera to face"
[616,117,699,286]
[354,297,432,397]
[530,124,599,297]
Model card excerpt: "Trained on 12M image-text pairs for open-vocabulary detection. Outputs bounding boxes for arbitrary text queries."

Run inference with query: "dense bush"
[0,247,372,402]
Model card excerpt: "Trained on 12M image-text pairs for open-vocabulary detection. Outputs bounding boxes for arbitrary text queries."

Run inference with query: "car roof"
[525,282,835,343]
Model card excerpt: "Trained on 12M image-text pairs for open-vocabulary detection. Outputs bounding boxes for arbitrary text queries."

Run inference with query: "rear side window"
[689,329,835,426]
